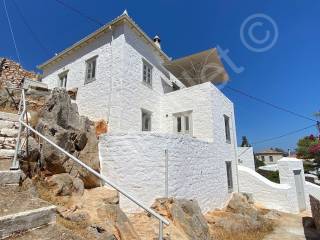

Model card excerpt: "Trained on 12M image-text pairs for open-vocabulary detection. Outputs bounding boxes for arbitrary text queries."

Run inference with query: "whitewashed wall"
[237,147,255,170]
[41,22,186,134]
[239,158,320,214]
[306,182,320,209]
[238,165,293,213]
[41,26,124,121]
[100,133,237,213]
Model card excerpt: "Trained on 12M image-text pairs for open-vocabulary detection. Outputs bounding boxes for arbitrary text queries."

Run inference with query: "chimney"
[153,35,161,49]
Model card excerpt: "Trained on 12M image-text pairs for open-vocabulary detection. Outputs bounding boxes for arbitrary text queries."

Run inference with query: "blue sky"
[1,0,319,151]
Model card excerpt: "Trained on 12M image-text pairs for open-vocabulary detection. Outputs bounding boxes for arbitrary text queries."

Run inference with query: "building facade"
[255,149,285,165]
[39,11,239,212]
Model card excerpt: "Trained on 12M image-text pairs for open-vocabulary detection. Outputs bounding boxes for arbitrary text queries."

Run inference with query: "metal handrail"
[13,89,169,239]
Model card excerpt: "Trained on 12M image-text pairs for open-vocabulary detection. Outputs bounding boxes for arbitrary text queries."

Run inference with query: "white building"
[39,11,240,212]
[255,149,286,165]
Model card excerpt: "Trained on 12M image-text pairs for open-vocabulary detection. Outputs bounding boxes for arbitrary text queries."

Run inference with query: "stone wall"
[0,58,39,88]
[239,158,320,214]
[100,133,237,213]
[310,195,320,230]
[238,165,293,212]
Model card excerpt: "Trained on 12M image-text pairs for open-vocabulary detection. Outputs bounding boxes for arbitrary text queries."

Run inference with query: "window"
[261,156,265,161]
[58,71,68,88]
[224,115,231,143]
[85,56,97,84]
[173,111,192,135]
[226,161,233,192]
[269,156,274,162]
[172,82,180,91]
[142,60,152,86]
[141,109,152,131]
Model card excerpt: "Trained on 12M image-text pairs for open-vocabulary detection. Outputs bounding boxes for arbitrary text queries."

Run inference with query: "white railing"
[12,88,169,239]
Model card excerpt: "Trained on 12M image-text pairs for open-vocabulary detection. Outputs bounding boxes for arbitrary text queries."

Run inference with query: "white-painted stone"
[0,149,15,159]
[237,147,255,170]
[40,17,240,214]
[0,120,15,129]
[0,112,18,122]
[100,132,238,213]
[238,165,293,213]
[0,129,18,138]
[278,158,306,213]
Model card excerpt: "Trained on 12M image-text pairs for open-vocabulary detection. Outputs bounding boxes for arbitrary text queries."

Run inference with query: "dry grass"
[212,227,271,240]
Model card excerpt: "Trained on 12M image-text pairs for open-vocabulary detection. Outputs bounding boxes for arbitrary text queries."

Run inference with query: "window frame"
[173,111,193,136]
[85,55,98,84]
[224,115,231,143]
[141,109,152,131]
[58,70,68,89]
[226,161,233,192]
[269,156,274,162]
[142,59,153,87]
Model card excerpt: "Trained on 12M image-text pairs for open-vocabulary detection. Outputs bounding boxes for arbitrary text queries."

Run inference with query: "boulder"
[46,173,84,196]
[227,192,259,219]
[35,88,101,188]
[152,198,210,240]
[56,187,138,240]
[206,193,273,234]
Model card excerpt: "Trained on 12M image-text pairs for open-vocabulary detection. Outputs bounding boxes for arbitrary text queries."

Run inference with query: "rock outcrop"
[34,88,101,188]
[206,193,273,236]
[151,198,211,240]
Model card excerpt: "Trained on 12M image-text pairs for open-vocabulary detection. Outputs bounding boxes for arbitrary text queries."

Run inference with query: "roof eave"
[38,14,170,70]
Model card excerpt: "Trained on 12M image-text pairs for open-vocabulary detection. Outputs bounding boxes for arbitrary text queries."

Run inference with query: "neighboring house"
[255,149,285,165]
[39,11,238,213]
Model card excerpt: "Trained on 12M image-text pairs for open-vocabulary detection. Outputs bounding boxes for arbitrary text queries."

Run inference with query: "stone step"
[0,119,18,129]
[5,224,85,240]
[0,159,11,171]
[0,112,18,122]
[0,128,18,138]
[0,185,56,239]
[0,149,15,159]
[0,170,21,185]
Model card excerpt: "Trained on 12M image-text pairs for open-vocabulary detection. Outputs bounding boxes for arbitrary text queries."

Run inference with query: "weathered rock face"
[206,193,273,234]
[152,198,211,240]
[310,195,320,230]
[55,187,139,240]
[46,173,84,196]
[35,88,101,188]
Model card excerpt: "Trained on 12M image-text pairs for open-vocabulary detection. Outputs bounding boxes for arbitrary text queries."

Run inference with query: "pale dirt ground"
[263,212,320,240]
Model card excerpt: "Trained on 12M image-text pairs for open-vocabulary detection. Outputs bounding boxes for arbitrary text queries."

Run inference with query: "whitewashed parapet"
[238,165,293,213]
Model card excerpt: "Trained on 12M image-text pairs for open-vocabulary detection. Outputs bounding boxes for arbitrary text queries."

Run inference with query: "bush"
[257,169,280,183]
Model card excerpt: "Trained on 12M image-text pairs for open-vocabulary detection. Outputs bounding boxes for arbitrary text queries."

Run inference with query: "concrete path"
[264,212,320,240]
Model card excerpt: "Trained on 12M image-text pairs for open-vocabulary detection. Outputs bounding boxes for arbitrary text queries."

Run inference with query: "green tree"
[241,136,251,147]
[296,135,319,160]
[254,156,265,170]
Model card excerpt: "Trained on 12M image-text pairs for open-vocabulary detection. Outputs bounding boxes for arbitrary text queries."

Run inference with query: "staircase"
[0,112,21,185]
[0,111,84,239]
[0,86,169,239]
